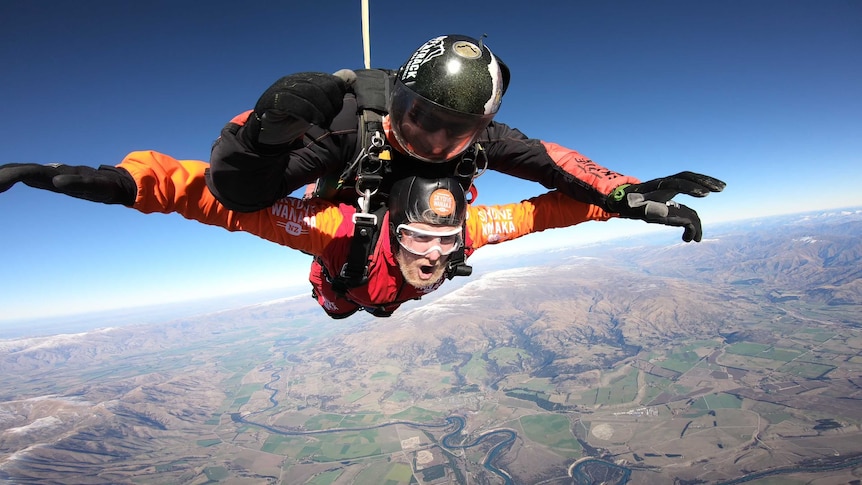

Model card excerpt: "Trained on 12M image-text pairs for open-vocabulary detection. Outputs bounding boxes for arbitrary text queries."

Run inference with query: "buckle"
[339,262,369,280]
[352,211,377,226]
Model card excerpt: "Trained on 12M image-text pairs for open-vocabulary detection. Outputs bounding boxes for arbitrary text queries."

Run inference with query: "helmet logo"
[428,189,456,217]
[402,36,447,81]
[452,41,481,59]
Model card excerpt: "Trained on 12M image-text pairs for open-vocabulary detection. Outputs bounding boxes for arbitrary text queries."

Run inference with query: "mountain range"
[1,208,860,484]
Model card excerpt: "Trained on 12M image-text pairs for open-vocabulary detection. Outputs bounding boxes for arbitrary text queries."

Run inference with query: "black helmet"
[388,176,467,230]
[389,34,510,163]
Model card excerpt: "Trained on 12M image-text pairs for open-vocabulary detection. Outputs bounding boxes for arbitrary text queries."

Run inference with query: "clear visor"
[389,82,494,162]
[396,224,463,256]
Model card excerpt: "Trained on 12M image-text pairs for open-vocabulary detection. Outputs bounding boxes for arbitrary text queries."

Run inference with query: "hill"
[1,208,861,484]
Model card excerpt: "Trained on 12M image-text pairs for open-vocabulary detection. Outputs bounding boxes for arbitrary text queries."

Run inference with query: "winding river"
[235,366,634,484]
[232,412,518,483]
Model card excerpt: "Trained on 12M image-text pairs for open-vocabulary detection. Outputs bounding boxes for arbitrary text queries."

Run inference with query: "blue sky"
[1,0,860,323]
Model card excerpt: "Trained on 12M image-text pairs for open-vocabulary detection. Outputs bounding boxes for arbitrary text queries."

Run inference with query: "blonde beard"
[394,250,448,289]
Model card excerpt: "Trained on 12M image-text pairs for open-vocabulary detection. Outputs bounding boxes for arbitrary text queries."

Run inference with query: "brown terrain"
[1,209,861,484]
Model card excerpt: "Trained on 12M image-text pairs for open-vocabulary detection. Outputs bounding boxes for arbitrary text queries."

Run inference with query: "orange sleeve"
[117,150,343,256]
[229,109,253,126]
[466,191,613,249]
[542,141,640,197]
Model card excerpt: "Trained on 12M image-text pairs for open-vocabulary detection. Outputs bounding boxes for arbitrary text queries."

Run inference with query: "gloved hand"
[0,163,137,205]
[605,171,726,242]
[245,70,356,147]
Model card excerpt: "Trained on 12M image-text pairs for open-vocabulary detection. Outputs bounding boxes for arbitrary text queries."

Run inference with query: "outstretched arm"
[121,152,345,256]
[0,153,346,256]
[466,191,613,250]
[466,169,726,249]
[480,124,725,241]
[481,123,641,207]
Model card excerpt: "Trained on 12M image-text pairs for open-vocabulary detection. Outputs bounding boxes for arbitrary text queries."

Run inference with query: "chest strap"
[330,203,388,295]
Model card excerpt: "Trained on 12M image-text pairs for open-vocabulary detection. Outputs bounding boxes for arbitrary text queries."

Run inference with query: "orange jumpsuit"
[119,151,613,318]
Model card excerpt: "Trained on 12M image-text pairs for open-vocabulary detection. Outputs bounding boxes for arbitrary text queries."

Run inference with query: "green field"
[691,393,743,410]
[461,352,489,383]
[573,368,638,406]
[520,414,581,450]
[657,349,703,373]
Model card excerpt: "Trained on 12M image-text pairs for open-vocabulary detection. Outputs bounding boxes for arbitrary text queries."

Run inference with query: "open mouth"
[419,265,435,279]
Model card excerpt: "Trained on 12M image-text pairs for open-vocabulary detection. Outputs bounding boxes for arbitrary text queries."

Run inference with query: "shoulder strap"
[352,68,395,114]
[353,68,392,163]
[351,68,395,189]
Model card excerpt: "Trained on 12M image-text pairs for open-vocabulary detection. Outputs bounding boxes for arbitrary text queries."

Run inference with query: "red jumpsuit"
[120,151,613,318]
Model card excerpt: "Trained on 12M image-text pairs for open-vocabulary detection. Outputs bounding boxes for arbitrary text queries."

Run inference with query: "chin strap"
[444,221,473,280]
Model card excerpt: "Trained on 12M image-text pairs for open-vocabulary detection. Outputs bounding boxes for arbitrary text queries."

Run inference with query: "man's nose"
[425,129,449,155]
[424,248,443,261]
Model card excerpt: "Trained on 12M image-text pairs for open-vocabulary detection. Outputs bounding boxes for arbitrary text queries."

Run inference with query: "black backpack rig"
[308,69,484,295]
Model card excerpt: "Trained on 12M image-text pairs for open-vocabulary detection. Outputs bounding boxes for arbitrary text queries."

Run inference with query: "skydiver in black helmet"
[205,34,725,242]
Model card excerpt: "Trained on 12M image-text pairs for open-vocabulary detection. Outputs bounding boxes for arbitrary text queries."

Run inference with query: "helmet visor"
[389,81,494,162]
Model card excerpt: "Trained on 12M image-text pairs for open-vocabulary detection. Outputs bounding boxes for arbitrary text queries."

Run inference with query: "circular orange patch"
[428,189,455,216]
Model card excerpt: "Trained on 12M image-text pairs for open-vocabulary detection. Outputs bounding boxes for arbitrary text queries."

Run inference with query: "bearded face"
[392,222,461,289]
[394,246,449,289]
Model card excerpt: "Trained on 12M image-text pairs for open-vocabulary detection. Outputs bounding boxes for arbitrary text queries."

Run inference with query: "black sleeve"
[479,122,621,208]
[207,97,360,212]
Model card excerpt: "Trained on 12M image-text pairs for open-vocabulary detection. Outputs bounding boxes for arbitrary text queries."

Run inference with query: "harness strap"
[349,68,391,186]
[330,203,389,295]
[353,69,393,112]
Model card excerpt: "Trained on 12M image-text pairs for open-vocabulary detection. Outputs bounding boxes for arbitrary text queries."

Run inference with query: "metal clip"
[355,189,373,216]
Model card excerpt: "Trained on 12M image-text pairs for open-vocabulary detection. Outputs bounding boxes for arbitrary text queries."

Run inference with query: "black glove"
[0,163,137,206]
[605,171,726,242]
[245,70,356,147]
